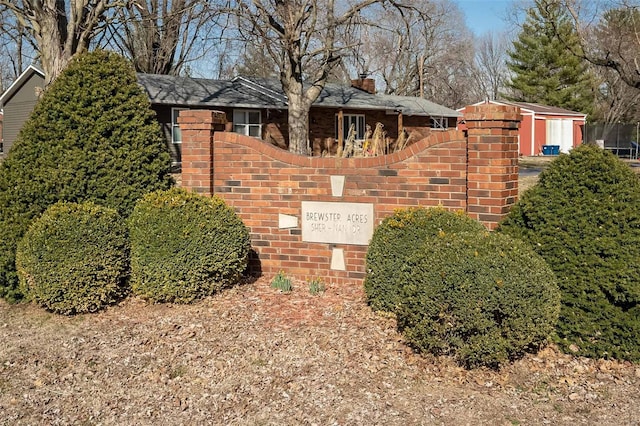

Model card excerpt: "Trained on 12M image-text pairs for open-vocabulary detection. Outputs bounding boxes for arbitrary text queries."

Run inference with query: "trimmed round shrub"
[498,144,640,361]
[397,231,561,369]
[0,50,172,302]
[128,188,251,303]
[364,207,486,312]
[16,202,129,315]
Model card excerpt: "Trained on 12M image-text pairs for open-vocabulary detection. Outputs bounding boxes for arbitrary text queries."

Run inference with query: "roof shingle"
[138,74,460,117]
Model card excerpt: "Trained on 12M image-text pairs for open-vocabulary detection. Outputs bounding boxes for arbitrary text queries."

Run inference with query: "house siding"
[0,72,44,157]
[534,117,546,155]
[518,113,533,155]
[262,108,288,149]
[574,121,584,148]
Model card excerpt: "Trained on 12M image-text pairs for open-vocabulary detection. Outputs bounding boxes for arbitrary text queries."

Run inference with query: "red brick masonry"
[180,104,521,285]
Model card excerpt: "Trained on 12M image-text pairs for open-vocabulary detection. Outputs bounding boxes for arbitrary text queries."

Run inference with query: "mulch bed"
[1,276,639,425]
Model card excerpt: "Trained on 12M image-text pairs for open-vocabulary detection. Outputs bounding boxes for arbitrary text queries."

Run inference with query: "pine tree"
[505,0,594,114]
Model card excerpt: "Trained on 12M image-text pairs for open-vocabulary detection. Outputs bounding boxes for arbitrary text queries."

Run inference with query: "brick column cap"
[178,110,227,125]
[464,104,522,125]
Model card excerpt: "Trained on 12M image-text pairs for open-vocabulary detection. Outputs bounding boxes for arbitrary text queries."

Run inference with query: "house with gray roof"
[1,67,461,167]
[138,74,461,168]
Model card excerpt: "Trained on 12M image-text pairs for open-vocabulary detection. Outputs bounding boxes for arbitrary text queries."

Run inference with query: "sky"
[454,0,517,36]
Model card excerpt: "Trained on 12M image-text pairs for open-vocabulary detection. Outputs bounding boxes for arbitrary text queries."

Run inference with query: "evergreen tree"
[505,0,594,114]
[0,50,173,302]
[498,145,640,361]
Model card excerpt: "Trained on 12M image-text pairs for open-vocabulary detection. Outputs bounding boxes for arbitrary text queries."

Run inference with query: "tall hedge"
[364,207,486,313]
[0,50,172,302]
[499,144,640,361]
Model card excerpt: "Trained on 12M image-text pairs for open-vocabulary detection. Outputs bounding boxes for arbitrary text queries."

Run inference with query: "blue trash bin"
[542,145,553,155]
[551,145,560,155]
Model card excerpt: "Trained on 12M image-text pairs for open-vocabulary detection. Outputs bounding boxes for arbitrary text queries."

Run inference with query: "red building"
[459,100,587,156]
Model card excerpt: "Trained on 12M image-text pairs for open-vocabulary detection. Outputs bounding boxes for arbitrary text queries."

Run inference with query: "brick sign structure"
[179,104,521,285]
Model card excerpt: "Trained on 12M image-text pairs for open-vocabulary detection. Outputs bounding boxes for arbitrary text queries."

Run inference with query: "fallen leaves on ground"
[1,277,638,425]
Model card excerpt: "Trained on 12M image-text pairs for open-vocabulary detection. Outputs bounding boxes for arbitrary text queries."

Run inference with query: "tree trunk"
[233,0,383,155]
[2,0,109,87]
[39,34,70,88]
[30,1,70,87]
[285,79,311,155]
[288,97,310,155]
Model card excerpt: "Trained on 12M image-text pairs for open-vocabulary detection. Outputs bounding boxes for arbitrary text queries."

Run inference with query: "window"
[172,108,187,144]
[233,110,262,138]
[430,116,448,129]
[336,114,366,140]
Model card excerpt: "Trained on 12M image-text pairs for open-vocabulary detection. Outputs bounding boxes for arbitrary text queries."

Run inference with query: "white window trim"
[336,113,366,140]
[430,116,448,130]
[233,109,263,138]
[172,108,187,144]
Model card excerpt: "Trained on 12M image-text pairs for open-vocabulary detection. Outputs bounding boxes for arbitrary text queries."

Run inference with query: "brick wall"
[179,104,521,285]
[464,105,520,224]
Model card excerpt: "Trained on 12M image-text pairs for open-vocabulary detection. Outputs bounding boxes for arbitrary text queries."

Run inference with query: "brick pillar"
[465,104,521,229]
[179,110,226,196]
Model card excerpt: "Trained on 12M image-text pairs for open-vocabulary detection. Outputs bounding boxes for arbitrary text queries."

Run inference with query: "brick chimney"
[351,75,376,94]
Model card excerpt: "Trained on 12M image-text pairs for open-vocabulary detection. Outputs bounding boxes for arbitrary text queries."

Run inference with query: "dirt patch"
[519,155,557,168]
[519,175,539,195]
[1,277,638,425]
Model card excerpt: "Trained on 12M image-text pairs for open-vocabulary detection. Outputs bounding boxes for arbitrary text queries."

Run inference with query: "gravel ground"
[1,277,639,426]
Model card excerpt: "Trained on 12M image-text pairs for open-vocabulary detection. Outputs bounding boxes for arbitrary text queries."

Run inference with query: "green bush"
[397,231,561,369]
[498,144,640,361]
[128,188,251,303]
[364,207,486,312]
[16,202,129,315]
[0,50,172,302]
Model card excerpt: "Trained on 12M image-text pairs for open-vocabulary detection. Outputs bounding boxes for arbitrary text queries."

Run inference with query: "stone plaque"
[330,175,345,197]
[330,248,346,271]
[301,201,374,245]
[278,213,298,229]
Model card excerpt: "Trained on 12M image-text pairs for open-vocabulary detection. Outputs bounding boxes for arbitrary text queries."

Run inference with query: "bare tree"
[233,42,279,79]
[584,2,640,123]
[471,31,510,101]
[0,0,119,86]
[230,0,419,154]
[557,0,640,90]
[592,65,640,123]
[421,28,476,108]
[0,5,38,86]
[345,1,441,96]
[101,0,221,75]
[0,7,28,90]
[343,0,475,108]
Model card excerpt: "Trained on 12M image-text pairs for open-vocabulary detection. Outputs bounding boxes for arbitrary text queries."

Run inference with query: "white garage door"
[546,119,574,153]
